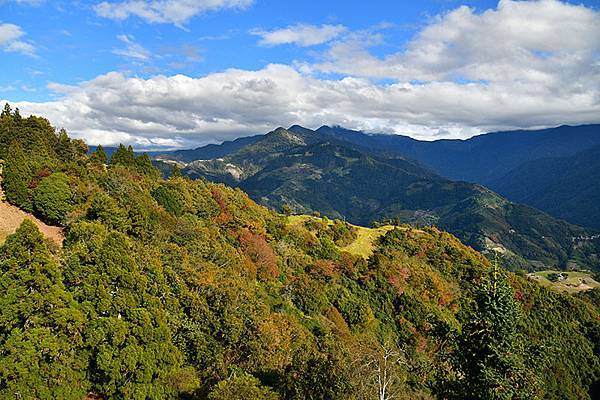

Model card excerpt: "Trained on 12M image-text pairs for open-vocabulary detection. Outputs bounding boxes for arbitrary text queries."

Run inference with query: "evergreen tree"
[170,164,182,179]
[0,221,88,399]
[3,142,35,211]
[1,103,11,118]
[110,144,135,167]
[56,128,74,161]
[453,264,536,399]
[135,153,159,178]
[91,144,108,165]
[33,172,73,225]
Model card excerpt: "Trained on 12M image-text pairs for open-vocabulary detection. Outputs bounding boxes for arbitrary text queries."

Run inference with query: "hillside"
[490,145,600,230]
[316,124,600,185]
[161,127,599,271]
[1,106,599,399]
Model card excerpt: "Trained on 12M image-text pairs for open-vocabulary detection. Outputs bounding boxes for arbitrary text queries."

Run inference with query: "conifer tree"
[110,143,135,166]
[91,144,108,165]
[0,221,88,399]
[3,142,35,211]
[453,263,536,399]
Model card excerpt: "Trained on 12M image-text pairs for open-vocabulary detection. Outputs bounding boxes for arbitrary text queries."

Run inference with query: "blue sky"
[1,0,599,148]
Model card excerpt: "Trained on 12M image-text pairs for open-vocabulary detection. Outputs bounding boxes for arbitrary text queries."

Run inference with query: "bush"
[33,172,72,225]
[208,374,279,400]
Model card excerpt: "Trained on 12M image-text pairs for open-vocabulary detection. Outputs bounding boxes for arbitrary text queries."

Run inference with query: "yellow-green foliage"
[0,109,599,400]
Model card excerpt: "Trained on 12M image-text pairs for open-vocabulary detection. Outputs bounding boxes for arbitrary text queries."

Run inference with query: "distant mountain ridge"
[314,124,600,184]
[153,125,600,271]
[491,145,600,230]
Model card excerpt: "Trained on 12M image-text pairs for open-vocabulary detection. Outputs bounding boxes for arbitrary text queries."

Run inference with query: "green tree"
[281,204,293,216]
[453,265,536,399]
[56,128,74,161]
[170,164,182,179]
[208,373,279,400]
[91,144,108,165]
[33,172,73,225]
[86,191,131,232]
[152,185,185,217]
[0,220,88,399]
[135,153,159,178]
[3,142,35,211]
[110,144,135,167]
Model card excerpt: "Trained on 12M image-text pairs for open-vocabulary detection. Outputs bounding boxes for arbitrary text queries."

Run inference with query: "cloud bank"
[5,0,600,149]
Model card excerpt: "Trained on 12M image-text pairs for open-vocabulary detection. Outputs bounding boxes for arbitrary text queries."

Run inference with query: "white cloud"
[5,62,599,149]
[252,24,347,47]
[3,0,599,149]
[94,0,254,26]
[113,34,151,60]
[308,0,600,86]
[0,23,35,55]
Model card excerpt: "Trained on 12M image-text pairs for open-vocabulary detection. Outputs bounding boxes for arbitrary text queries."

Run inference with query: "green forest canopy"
[0,105,599,399]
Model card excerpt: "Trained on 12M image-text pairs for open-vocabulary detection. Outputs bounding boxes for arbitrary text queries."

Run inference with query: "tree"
[56,128,74,161]
[91,144,108,165]
[1,103,11,118]
[170,164,182,179]
[453,264,536,400]
[110,144,135,167]
[354,340,408,400]
[0,220,88,399]
[281,204,293,216]
[86,191,130,231]
[33,172,73,225]
[3,141,35,211]
[208,373,279,400]
[135,153,159,178]
[152,185,185,217]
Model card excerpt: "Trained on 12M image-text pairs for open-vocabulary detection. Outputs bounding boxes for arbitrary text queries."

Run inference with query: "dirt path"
[0,163,64,245]
[0,201,65,245]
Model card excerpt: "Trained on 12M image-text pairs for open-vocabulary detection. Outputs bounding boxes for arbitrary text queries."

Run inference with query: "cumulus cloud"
[252,24,347,47]
[113,34,151,60]
[0,23,35,55]
[308,0,600,85]
[94,0,254,25]
[3,0,600,149]
[6,62,599,149]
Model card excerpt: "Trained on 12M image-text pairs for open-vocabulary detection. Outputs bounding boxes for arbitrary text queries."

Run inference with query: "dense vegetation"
[490,145,600,230]
[160,126,598,271]
[1,105,599,399]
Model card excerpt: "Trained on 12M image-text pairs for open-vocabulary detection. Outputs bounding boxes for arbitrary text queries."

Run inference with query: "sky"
[1,0,599,149]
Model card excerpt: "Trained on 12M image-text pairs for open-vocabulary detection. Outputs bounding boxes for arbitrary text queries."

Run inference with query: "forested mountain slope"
[490,145,600,230]
[315,124,600,185]
[160,126,599,271]
[1,105,599,399]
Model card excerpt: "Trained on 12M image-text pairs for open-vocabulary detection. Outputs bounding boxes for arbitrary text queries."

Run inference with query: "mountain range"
[153,125,600,271]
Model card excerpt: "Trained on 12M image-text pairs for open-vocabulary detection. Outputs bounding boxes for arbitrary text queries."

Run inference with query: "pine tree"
[135,153,159,178]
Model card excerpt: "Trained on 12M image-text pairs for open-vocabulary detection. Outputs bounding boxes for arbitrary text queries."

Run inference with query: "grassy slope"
[288,214,407,258]
[527,270,600,293]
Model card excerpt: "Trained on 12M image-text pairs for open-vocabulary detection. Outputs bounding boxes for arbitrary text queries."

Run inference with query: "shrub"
[33,172,72,225]
[208,373,279,400]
